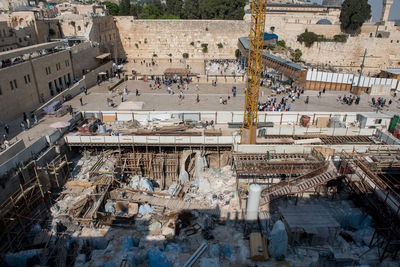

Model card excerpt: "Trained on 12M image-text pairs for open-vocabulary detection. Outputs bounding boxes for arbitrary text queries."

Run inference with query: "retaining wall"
[0,139,25,165]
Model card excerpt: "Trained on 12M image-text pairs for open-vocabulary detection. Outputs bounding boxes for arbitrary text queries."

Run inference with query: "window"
[0,86,2,95]
[56,63,61,71]
[9,80,17,90]
[77,26,81,31]
[45,66,51,75]
[24,74,31,84]
[65,60,69,67]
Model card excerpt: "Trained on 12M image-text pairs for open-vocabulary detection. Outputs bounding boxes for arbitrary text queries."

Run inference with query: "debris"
[182,241,208,267]
[268,220,288,260]
[146,248,171,267]
[138,204,154,215]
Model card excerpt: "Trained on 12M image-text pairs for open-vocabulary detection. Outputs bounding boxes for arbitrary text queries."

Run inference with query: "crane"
[242,0,267,144]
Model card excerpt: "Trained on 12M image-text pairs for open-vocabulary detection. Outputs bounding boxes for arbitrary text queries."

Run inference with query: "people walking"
[20,121,26,131]
[79,97,83,106]
[4,124,9,135]
[196,94,200,103]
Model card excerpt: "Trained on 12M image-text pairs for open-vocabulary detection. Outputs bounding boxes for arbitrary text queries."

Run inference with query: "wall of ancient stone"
[112,17,400,74]
[115,18,249,61]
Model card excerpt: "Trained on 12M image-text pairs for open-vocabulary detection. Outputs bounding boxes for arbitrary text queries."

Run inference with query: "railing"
[65,135,239,145]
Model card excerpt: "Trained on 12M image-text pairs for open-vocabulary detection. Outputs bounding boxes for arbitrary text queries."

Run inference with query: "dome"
[316,19,333,25]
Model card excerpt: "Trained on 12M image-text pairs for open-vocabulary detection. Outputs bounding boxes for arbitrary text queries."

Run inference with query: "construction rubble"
[1,147,400,267]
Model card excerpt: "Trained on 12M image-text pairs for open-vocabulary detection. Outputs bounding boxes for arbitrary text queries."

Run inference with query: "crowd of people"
[205,59,245,76]
[258,87,304,112]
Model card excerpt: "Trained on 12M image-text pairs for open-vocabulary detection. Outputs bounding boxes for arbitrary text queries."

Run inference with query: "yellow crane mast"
[242,0,267,144]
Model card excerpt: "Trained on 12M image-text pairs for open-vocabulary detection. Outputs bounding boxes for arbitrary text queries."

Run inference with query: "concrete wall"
[31,50,74,100]
[71,43,102,79]
[0,136,48,177]
[0,139,25,165]
[84,61,113,87]
[92,110,360,125]
[0,60,39,122]
[235,144,399,154]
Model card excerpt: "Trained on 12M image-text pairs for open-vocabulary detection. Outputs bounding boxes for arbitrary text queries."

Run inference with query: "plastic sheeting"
[5,249,44,267]
[268,220,288,259]
[139,204,154,215]
[146,248,171,267]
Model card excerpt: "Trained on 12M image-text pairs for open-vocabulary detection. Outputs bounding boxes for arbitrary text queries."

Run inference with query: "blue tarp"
[146,248,171,267]
[43,101,62,115]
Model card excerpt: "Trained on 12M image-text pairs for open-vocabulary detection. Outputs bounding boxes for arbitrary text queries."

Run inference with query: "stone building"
[0,39,109,122]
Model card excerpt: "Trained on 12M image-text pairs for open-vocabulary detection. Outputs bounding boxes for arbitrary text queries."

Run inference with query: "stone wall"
[114,18,400,74]
[115,18,249,60]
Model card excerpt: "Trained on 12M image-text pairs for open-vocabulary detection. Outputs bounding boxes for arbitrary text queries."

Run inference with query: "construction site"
[1,0,400,266]
[0,108,400,266]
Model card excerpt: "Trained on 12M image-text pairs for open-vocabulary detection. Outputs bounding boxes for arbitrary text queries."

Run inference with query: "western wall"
[115,17,400,74]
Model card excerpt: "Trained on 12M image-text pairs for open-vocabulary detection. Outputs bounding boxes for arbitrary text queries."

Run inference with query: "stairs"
[260,171,337,207]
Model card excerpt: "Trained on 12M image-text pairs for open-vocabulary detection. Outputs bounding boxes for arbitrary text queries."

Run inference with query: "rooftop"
[239,37,305,71]
[382,69,400,75]
[0,41,64,62]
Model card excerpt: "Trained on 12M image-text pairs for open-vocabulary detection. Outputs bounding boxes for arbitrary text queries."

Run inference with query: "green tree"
[297,29,318,48]
[277,40,286,48]
[166,0,183,17]
[119,0,131,15]
[183,53,189,58]
[130,3,143,17]
[291,49,302,61]
[102,1,119,16]
[183,0,200,19]
[139,4,164,19]
[340,0,371,35]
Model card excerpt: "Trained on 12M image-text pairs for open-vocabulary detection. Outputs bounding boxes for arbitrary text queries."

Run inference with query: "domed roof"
[316,19,333,25]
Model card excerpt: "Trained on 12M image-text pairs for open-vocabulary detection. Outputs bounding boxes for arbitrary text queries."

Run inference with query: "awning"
[96,53,111,60]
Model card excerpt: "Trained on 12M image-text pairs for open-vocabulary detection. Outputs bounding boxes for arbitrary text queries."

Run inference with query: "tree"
[277,40,286,48]
[297,29,318,48]
[119,0,131,16]
[102,1,119,16]
[183,0,200,19]
[166,0,183,17]
[340,0,371,35]
[139,4,163,19]
[182,53,189,59]
[291,49,302,61]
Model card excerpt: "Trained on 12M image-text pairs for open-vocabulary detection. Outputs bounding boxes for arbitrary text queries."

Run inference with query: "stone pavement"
[1,78,399,151]
[68,79,400,113]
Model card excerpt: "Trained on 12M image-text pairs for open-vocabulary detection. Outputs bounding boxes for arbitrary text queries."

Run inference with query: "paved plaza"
[1,78,399,149]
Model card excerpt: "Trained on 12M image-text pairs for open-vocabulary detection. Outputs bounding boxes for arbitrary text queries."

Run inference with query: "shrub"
[297,29,318,48]
[235,49,240,59]
[277,40,286,48]
[135,43,139,48]
[190,41,194,46]
[333,34,348,42]
[266,45,275,51]
[291,49,302,61]
[217,42,223,49]
[153,53,157,57]
[168,53,172,57]
[201,43,208,53]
